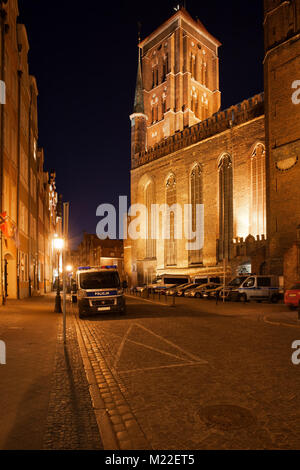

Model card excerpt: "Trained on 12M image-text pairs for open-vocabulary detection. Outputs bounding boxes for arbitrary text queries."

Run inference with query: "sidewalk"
[0,294,102,450]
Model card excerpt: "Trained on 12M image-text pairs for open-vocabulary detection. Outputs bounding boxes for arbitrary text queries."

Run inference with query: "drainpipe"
[28,85,33,297]
[16,68,22,300]
[0,2,7,305]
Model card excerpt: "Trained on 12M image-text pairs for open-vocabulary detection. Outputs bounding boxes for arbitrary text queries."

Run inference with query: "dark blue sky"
[18,0,264,248]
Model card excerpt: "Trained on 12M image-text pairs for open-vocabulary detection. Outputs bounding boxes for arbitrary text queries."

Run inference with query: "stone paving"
[43,314,102,450]
[0,295,102,450]
[74,296,300,450]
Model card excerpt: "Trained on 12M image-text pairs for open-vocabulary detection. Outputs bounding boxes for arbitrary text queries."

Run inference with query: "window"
[162,54,168,81]
[152,67,159,88]
[244,277,255,288]
[30,170,37,201]
[20,146,28,186]
[145,182,156,259]
[190,54,196,79]
[20,202,28,235]
[250,143,266,238]
[189,165,203,265]
[19,252,28,282]
[257,277,271,287]
[165,175,177,266]
[218,155,233,261]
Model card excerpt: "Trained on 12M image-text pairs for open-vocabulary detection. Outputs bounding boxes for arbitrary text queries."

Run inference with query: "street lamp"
[53,236,64,313]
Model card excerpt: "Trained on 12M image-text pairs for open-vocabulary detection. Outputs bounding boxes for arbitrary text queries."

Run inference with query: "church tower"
[130,44,148,161]
[130,6,221,153]
[264,0,300,274]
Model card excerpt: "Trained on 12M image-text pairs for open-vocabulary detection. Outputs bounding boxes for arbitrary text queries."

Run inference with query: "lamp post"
[53,236,64,313]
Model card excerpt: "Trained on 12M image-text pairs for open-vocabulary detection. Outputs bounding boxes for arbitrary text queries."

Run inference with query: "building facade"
[70,233,124,279]
[128,4,300,288]
[0,0,59,300]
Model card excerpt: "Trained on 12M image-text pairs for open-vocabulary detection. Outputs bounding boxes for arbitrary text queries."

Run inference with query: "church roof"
[139,6,221,50]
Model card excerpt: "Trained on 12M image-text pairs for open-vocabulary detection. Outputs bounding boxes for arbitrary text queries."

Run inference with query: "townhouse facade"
[0,0,59,300]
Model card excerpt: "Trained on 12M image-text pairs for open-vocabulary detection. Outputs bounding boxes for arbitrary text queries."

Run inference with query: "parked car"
[202,285,224,299]
[155,284,177,295]
[284,283,300,309]
[136,284,147,293]
[233,275,280,303]
[187,283,221,298]
[166,283,190,296]
[176,283,201,297]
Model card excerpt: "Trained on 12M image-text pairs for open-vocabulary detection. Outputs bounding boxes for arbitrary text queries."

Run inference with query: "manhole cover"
[198,405,256,431]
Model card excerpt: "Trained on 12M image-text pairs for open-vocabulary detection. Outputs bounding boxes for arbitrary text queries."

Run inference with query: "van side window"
[244,277,255,288]
[210,277,220,284]
[257,277,271,287]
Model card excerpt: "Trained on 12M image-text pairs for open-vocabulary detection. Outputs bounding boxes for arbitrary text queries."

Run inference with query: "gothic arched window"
[250,143,266,238]
[145,182,156,259]
[218,155,233,260]
[189,165,203,265]
[165,175,177,266]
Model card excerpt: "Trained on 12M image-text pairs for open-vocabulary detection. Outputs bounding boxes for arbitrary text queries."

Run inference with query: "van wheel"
[195,293,201,298]
[271,294,279,304]
[78,307,84,319]
[239,293,247,303]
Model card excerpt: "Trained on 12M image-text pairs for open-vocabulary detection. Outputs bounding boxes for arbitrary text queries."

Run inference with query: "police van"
[234,275,280,303]
[75,266,127,318]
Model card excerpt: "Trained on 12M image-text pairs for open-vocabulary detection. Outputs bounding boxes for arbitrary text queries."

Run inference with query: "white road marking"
[112,322,208,373]
[119,362,207,374]
[113,323,133,370]
[135,322,206,363]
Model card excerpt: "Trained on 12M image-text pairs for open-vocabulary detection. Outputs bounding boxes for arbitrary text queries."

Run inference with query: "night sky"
[18,0,264,249]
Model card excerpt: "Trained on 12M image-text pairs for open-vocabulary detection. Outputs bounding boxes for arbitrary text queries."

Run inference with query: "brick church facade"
[127,2,300,288]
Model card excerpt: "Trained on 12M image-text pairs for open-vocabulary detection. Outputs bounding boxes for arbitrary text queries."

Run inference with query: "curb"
[73,312,119,450]
[125,293,174,307]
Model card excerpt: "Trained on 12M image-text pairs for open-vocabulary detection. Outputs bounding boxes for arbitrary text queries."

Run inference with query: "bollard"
[172,294,176,307]
[165,294,167,303]
[158,291,161,302]
[298,306,300,321]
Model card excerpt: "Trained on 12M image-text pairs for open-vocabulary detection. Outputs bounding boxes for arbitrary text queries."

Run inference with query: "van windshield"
[79,271,120,290]
[228,276,248,287]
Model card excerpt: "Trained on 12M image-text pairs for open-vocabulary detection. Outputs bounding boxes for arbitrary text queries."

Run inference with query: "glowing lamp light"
[66,265,73,272]
[53,236,64,251]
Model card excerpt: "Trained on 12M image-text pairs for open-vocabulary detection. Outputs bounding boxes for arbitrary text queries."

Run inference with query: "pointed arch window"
[218,155,233,261]
[250,143,266,238]
[162,53,168,82]
[165,175,177,266]
[189,165,203,265]
[145,182,156,259]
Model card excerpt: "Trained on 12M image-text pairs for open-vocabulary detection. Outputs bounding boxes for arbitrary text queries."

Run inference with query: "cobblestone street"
[1,294,300,450]
[0,295,102,450]
[74,295,300,450]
